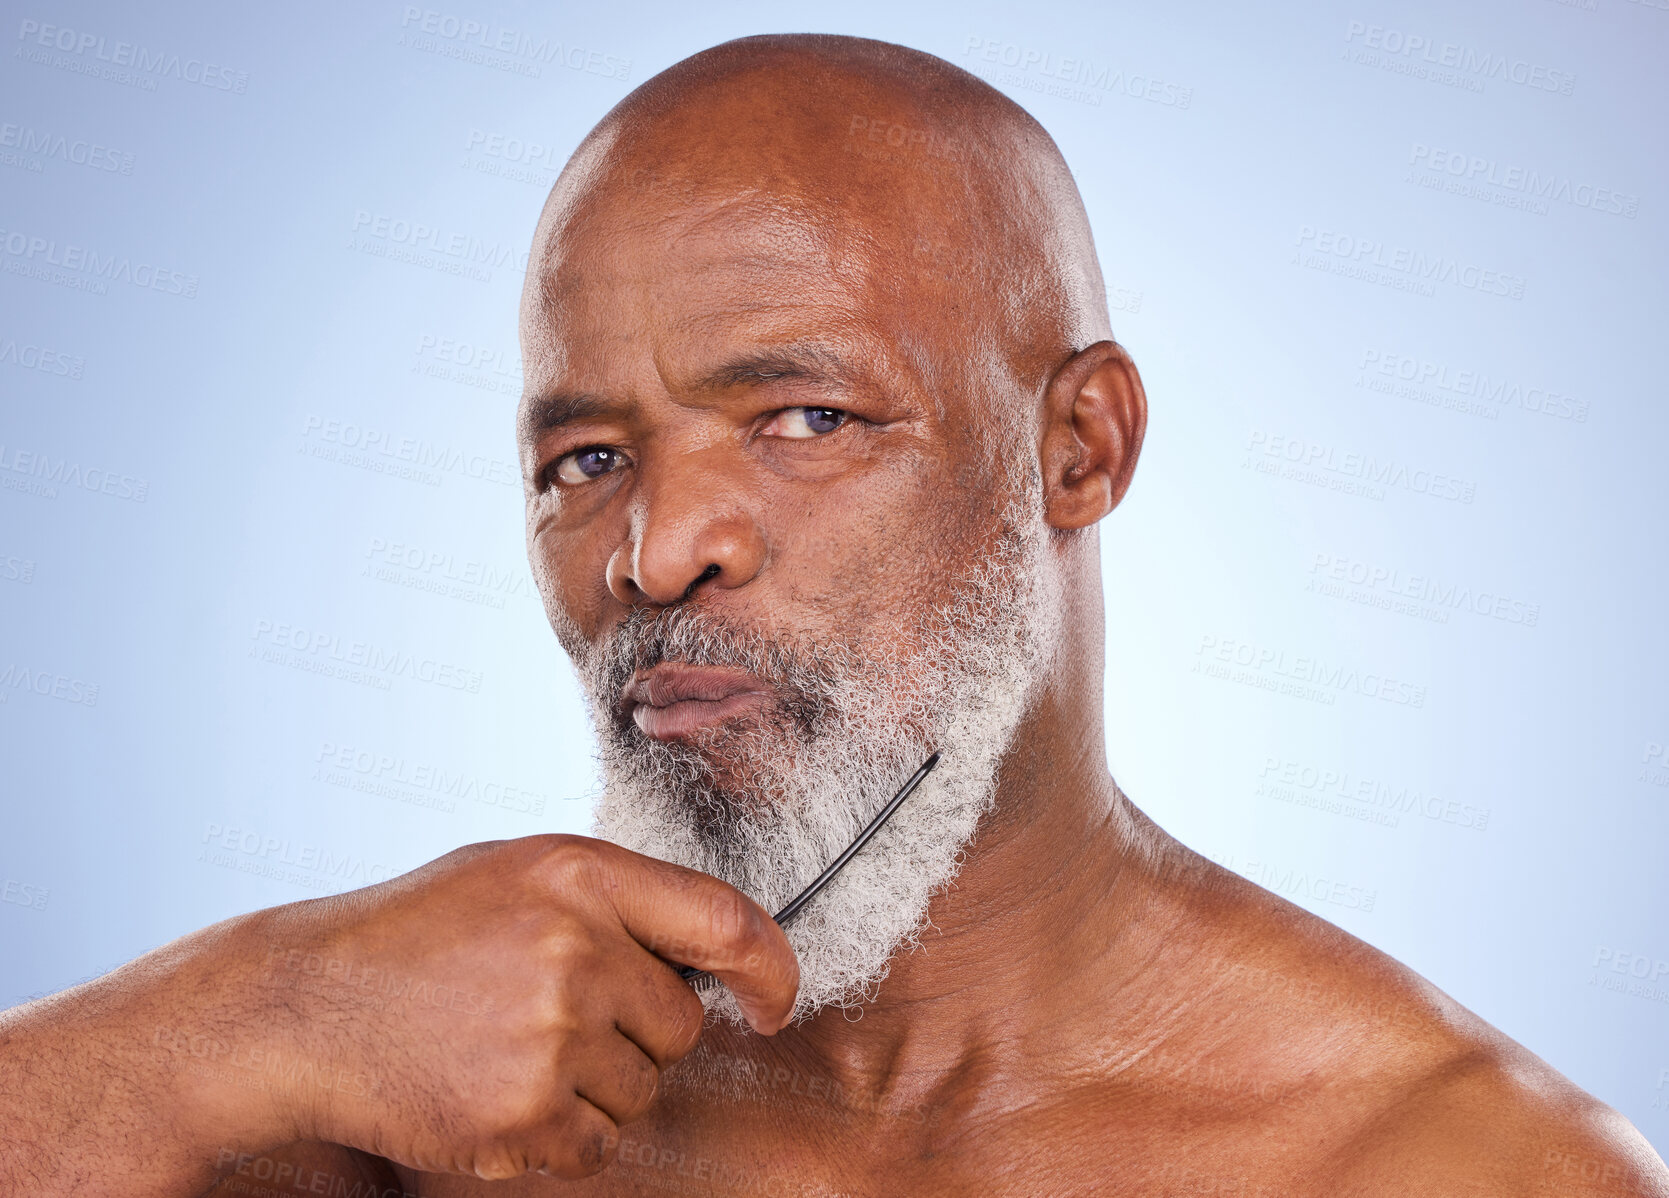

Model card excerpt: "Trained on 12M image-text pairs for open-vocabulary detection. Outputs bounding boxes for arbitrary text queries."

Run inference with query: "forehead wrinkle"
[646,209,867,326]
[662,189,832,257]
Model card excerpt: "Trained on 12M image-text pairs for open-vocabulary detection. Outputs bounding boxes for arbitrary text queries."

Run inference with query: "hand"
[220,835,798,1180]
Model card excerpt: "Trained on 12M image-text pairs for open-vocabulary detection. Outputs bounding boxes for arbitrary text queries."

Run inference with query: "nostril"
[682,563,720,601]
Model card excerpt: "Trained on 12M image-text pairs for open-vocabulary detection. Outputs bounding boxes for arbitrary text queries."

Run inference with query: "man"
[2,32,1665,1198]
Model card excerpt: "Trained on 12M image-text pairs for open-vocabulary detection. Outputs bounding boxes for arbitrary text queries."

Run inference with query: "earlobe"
[1039,341,1147,531]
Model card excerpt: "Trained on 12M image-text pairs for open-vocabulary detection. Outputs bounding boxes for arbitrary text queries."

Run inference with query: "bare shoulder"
[1154,848,1669,1196]
[1320,1046,1669,1197]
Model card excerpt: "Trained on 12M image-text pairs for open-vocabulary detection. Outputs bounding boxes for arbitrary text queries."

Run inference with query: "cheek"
[528,519,615,650]
[768,454,986,638]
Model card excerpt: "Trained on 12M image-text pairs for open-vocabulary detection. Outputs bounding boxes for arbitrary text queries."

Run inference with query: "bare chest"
[404,1088,1342,1198]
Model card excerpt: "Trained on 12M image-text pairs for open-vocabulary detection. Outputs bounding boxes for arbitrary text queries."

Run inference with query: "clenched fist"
[190,835,799,1180]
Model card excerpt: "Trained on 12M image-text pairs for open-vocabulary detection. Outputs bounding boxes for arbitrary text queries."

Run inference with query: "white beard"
[579,494,1062,1026]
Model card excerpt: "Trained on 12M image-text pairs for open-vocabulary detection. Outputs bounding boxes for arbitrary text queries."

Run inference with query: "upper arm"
[1324,1055,1669,1197]
[198,1141,414,1198]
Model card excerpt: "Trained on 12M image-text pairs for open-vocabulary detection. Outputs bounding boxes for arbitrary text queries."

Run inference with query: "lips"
[621,664,769,741]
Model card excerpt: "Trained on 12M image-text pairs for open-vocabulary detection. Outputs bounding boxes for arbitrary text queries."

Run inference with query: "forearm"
[0,911,298,1197]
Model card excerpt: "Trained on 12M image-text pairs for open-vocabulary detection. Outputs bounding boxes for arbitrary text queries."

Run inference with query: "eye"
[551,446,626,486]
[760,406,850,439]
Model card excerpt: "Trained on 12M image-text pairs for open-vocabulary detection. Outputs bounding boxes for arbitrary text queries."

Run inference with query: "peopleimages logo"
[0,337,84,379]
[1358,349,1587,423]
[0,227,198,298]
[464,129,564,172]
[0,662,99,707]
[397,8,631,80]
[350,211,530,272]
[0,121,134,174]
[1258,756,1491,832]
[315,741,550,816]
[1194,634,1428,708]
[300,414,519,488]
[962,34,1193,108]
[1409,144,1638,218]
[1342,21,1575,95]
[1244,429,1477,505]
[1640,742,1669,788]
[250,618,485,694]
[411,332,522,397]
[1590,946,1669,1005]
[1,878,49,911]
[198,822,404,893]
[14,18,250,93]
[1295,226,1525,300]
[1,553,36,585]
[0,442,149,502]
[1308,551,1539,628]
[365,536,535,606]
[1211,851,1377,912]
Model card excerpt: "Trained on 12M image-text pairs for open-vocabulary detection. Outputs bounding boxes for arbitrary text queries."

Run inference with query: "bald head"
[521,34,1111,444]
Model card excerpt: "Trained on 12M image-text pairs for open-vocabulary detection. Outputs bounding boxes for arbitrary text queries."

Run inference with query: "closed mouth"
[620,663,770,741]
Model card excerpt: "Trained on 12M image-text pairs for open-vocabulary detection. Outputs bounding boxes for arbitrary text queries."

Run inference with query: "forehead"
[518,181,928,413]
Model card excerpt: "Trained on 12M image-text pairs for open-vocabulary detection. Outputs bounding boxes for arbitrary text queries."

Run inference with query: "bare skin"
[1,33,1664,1198]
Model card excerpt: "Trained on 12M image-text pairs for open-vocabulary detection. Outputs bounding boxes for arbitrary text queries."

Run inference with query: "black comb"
[675,751,941,994]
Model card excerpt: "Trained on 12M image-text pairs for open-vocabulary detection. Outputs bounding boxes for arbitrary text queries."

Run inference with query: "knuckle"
[621,1055,660,1119]
[542,914,600,964]
[766,951,801,1005]
[575,1124,619,1174]
[528,977,590,1046]
[543,1110,619,1179]
[469,1143,530,1181]
[535,987,590,1043]
[728,928,796,1004]
[704,886,764,957]
[664,995,705,1060]
[474,1081,557,1139]
[536,834,600,894]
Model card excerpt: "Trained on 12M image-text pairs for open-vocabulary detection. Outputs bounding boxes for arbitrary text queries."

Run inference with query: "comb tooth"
[694,973,719,994]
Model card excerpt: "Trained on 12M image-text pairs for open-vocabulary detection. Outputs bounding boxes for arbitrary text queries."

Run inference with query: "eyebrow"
[519,392,613,440]
[519,343,865,439]
[691,343,862,394]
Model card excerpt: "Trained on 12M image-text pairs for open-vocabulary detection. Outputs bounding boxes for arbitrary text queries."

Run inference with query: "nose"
[605,459,767,607]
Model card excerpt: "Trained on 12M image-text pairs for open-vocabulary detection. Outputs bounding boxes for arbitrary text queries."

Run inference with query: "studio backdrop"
[1,0,1665,1155]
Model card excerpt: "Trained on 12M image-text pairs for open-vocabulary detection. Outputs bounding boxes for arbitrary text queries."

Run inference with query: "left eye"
[551,446,625,486]
[762,407,849,439]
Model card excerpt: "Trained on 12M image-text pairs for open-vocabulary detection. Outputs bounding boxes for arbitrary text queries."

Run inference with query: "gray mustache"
[593,606,839,738]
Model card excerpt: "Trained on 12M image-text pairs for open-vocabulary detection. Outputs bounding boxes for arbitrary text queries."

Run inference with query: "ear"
[1039,341,1148,530]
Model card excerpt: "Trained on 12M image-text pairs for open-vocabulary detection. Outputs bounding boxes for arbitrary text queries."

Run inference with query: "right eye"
[551,446,626,487]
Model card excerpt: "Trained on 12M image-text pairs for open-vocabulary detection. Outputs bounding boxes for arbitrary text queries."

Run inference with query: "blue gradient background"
[2,0,1666,1156]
